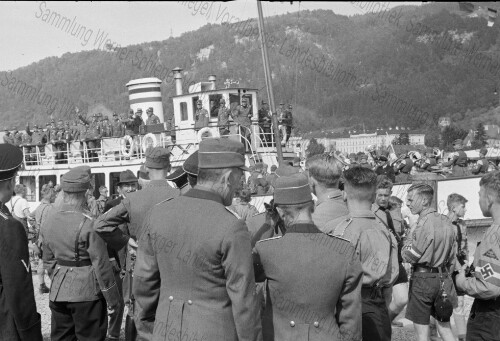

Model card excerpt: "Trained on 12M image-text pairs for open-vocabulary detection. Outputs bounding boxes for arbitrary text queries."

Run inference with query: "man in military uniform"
[258,100,272,145]
[11,127,22,147]
[395,152,413,183]
[42,166,122,341]
[0,144,43,341]
[375,153,396,183]
[455,171,500,341]
[122,110,136,136]
[101,116,112,138]
[471,147,489,175]
[95,147,179,340]
[372,177,408,327]
[446,193,469,341]
[324,167,399,341]
[232,97,253,152]
[133,109,144,134]
[88,114,102,161]
[282,104,293,145]
[420,150,438,172]
[145,107,160,126]
[95,185,108,216]
[183,150,199,189]
[217,98,231,136]
[402,183,457,341]
[253,173,362,341]
[305,154,349,230]
[193,99,209,131]
[27,124,47,163]
[443,139,470,177]
[165,167,190,194]
[3,129,14,144]
[111,113,124,138]
[133,138,262,341]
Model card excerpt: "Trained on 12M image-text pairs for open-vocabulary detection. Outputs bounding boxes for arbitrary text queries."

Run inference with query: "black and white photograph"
[1,1,500,340]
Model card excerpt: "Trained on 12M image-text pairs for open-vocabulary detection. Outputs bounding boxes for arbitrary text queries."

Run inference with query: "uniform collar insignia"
[184,188,224,205]
[286,223,321,234]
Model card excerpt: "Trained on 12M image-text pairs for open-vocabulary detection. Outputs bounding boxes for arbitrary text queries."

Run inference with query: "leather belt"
[413,265,446,273]
[57,259,92,267]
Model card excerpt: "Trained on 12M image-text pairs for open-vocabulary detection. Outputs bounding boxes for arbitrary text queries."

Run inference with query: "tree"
[441,125,468,151]
[425,129,440,148]
[306,138,325,157]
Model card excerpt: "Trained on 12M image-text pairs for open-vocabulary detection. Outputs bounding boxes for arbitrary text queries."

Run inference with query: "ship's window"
[39,175,56,200]
[180,102,188,121]
[109,172,121,199]
[91,173,105,200]
[192,96,200,117]
[19,176,36,202]
[209,94,223,118]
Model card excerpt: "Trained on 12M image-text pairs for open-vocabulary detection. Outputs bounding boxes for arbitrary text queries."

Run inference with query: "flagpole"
[257,0,284,165]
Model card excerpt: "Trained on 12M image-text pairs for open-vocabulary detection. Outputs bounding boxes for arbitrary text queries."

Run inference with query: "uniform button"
[313,321,319,327]
[188,300,193,305]
[169,296,173,301]
[290,321,295,327]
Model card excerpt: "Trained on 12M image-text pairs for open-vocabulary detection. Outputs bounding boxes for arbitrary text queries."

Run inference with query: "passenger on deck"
[232,97,253,152]
[217,98,231,136]
[194,99,209,131]
[111,113,124,138]
[2,129,14,145]
[145,107,160,125]
[100,116,112,138]
[258,100,272,145]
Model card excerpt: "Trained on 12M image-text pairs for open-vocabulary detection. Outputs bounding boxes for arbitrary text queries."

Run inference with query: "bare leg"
[414,322,430,341]
[436,320,455,341]
[453,296,467,340]
[389,283,409,321]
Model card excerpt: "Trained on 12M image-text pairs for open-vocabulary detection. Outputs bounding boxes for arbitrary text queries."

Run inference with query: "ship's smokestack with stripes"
[126,77,163,123]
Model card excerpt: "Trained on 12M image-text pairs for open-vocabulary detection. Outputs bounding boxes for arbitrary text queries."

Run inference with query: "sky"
[0,1,422,72]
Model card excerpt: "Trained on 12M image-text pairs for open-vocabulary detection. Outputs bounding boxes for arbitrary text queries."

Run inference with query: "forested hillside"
[2,2,500,136]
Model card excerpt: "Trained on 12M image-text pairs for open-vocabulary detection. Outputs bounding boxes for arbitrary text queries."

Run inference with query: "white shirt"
[7,195,30,219]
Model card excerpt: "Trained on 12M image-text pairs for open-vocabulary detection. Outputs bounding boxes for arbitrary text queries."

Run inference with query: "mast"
[256,0,284,164]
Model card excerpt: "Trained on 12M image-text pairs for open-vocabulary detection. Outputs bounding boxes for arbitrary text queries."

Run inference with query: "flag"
[488,8,497,27]
[459,2,475,13]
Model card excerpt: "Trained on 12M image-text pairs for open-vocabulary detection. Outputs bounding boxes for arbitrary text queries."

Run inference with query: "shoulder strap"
[333,218,352,238]
[11,197,20,211]
[74,215,89,263]
[38,204,51,229]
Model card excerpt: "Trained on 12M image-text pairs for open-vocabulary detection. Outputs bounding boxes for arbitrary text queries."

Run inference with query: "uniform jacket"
[401,208,457,269]
[397,157,413,173]
[324,210,399,287]
[146,114,161,125]
[443,150,468,167]
[375,164,396,183]
[111,119,124,138]
[101,122,112,137]
[229,202,259,221]
[27,126,47,145]
[218,106,231,127]
[312,189,349,231]
[253,223,362,341]
[258,109,272,127]
[94,180,180,250]
[0,204,43,341]
[41,203,121,306]
[246,210,282,248]
[421,157,437,170]
[233,105,252,128]
[21,133,31,145]
[13,132,23,146]
[133,188,263,341]
[456,223,500,299]
[194,108,209,130]
[471,158,489,175]
[281,110,293,126]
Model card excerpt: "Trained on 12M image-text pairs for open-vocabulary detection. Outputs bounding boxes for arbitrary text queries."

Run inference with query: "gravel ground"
[33,269,473,341]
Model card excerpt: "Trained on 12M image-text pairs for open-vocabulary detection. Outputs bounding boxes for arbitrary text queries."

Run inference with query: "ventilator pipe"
[173,67,183,96]
[208,75,216,90]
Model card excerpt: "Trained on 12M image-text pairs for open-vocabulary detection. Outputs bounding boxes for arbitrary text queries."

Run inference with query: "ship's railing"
[20,123,279,167]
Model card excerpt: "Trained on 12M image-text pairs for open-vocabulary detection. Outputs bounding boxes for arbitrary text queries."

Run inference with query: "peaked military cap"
[166,167,188,188]
[145,147,171,169]
[198,138,250,171]
[274,173,312,205]
[61,166,91,192]
[0,144,23,181]
[183,151,199,176]
[118,169,138,185]
[147,107,153,113]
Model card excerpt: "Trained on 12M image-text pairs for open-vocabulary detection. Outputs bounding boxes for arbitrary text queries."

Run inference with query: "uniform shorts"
[406,272,458,325]
[394,263,408,285]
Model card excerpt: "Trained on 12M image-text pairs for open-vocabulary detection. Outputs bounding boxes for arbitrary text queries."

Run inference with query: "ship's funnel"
[173,67,183,96]
[125,77,163,123]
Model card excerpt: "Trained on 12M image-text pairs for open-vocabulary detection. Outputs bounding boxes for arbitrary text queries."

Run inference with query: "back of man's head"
[447,193,467,211]
[306,154,343,188]
[408,183,434,206]
[480,171,500,205]
[343,166,377,202]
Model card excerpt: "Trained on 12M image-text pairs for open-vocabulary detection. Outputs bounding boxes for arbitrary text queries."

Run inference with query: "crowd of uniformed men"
[1,135,499,341]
